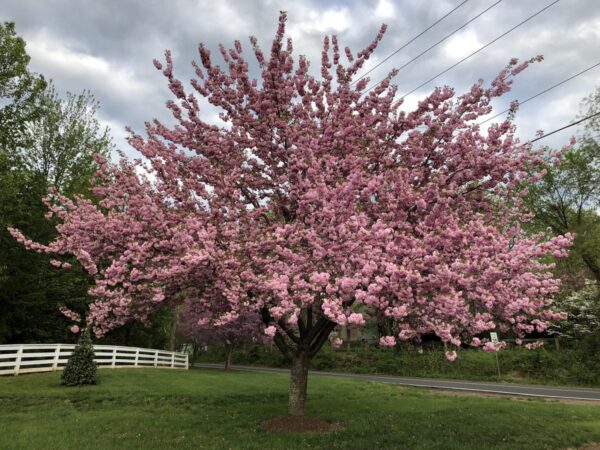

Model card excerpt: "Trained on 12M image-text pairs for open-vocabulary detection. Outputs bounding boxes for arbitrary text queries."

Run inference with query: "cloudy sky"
[2,0,599,157]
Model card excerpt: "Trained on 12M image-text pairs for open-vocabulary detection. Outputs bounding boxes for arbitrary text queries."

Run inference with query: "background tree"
[0,22,46,152]
[0,22,114,344]
[524,88,600,345]
[552,281,600,339]
[179,291,265,370]
[525,142,600,289]
[19,84,112,195]
[580,86,600,142]
[12,13,572,418]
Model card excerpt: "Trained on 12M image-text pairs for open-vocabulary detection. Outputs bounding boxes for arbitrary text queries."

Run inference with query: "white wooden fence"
[0,344,188,376]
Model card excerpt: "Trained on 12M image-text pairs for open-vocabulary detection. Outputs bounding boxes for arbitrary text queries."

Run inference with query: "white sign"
[490,332,499,344]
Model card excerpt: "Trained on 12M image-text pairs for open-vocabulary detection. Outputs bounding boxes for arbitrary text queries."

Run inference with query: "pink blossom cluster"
[331,337,344,349]
[445,351,458,361]
[59,307,82,323]
[380,336,397,347]
[524,341,544,350]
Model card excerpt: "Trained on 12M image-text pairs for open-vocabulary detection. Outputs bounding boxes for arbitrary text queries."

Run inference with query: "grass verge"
[1,368,599,449]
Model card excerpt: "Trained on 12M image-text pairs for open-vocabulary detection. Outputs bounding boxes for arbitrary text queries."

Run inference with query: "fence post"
[134,348,139,367]
[154,350,158,368]
[185,352,189,369]
[111,347,117,368]
[170,352,175,368]
[14,345,24,376]
[13,345,24,376]
[52,344,61,371]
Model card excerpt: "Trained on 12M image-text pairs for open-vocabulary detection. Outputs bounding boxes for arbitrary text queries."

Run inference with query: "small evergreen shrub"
[61,328,97,386]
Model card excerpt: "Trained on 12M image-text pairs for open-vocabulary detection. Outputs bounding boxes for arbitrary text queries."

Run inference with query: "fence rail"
[0,344,188,376]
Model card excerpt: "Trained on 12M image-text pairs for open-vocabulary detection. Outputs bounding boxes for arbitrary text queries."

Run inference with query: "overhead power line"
[396,0,561,99]
[479,61,600,125]
[530,111,600,143]
[363,0,504,93]
[352,0,470,86]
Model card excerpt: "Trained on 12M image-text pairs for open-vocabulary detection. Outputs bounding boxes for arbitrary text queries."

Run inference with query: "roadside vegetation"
[196,339,600,387]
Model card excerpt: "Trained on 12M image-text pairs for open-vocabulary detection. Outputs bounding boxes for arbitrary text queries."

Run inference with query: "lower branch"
[309,321,337,358]
[273,333,293,360]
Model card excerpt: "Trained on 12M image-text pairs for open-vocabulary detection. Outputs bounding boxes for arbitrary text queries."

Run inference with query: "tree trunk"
[168,306,181,352]
[288,351,309,416]
[224,344,234,371]
[191,343,200,365]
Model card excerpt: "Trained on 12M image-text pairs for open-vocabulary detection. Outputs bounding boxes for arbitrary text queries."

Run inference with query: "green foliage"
[99,306,173,349]
[61,328,97,386]
[525,142,600,288]
[18,84,112,194]
[522,88,600,292]
[2,369,600,449]
[0,23,115,345]
[0,154,91,343]
[581,86,600,141]
[0,22,46,152]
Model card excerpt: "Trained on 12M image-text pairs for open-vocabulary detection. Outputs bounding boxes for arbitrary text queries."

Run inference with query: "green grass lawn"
[1,368,600,449]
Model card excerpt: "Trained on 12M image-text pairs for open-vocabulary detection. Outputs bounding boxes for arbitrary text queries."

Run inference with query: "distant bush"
[61,328,97,386]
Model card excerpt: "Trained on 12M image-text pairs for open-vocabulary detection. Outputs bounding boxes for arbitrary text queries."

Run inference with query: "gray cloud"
[1,0,599,154]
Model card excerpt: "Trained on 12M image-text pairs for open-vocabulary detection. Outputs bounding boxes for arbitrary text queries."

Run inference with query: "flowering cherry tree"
[178,290,265,370]
[11,12,572,416]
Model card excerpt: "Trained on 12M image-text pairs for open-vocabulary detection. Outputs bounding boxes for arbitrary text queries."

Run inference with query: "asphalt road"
[194,363,600,402]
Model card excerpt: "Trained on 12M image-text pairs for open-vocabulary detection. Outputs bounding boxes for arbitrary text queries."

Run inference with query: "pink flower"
[482,342,500,352]
[347,313,365,326]
[59,307,81,323]
[331,337,343,349]
[309,272,330,286]
[264,326,277,337]
[70,325,80,334]
[524,341,544,350]
[445,351,458,361]
[379,336,396,347]
[76,250,98,275]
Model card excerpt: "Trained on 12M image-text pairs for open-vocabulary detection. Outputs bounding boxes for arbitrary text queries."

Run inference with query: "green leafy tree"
[61,328,97,386]
[19,84,112,195]
[524,86,600,287]
[525,90,600,342]
[580,86,600,142]
[525,142,600,288]
[0,23,113,344]
[0,22,46,152]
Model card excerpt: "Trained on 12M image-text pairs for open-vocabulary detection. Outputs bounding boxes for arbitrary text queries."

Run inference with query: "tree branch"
[273,333,293,360]
[309,321,337,358]
[305,317,332,346]
[277,319,300,344]
[297,315,306,338]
